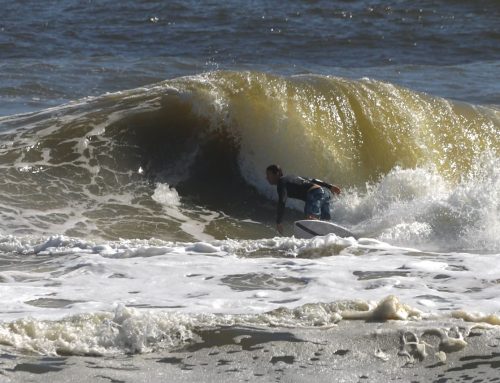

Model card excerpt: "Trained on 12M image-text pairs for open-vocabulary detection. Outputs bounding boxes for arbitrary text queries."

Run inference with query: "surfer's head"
[266,164,283,185]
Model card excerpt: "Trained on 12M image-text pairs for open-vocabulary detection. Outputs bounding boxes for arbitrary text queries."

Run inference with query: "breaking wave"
[0,71,498,250]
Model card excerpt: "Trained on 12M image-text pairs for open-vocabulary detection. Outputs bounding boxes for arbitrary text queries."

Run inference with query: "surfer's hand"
[276,224,284,235]
[330,185,341,195]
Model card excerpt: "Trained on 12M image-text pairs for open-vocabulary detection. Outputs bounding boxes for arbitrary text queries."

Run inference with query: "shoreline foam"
[1,318,499,382]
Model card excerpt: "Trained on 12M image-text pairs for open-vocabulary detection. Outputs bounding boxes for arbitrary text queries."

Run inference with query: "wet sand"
[1,318,500,382]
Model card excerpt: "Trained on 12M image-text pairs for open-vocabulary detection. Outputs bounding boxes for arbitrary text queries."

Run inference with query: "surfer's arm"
[276,182,287,224]
[276,201,285,235]
[277,201,285,224]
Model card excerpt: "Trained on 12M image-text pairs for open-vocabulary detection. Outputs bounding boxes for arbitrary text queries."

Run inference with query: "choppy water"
[0,0,499,358]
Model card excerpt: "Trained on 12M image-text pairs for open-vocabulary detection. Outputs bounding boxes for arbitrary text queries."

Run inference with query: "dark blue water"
[1,0,499,116]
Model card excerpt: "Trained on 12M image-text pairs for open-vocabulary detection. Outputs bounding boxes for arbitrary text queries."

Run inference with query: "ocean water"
[0,0,499,361]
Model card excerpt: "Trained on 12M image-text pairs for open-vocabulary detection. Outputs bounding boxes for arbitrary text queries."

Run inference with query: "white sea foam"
[152,182,217,241]
[0,296,422,356]
[0,233,499,321]
[0,293,494,357]
[332,161,500,251]
[0,232,499,356]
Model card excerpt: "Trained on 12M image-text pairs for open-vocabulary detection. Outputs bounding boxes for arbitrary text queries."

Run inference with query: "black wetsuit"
[276,175,333,224]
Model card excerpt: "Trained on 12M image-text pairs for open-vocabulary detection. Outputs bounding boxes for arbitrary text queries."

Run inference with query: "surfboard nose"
[294,220,357,239]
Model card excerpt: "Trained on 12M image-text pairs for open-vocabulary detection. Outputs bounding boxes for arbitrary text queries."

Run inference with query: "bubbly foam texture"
[0,292,491,357]
[152,183,181,207]
[0,306,196,355]
[0,233,499,355]
[334,160,500,251]
[452,311,500,326]
[151,183,216,241]
[1,234,499,319]
[0,295,421,356]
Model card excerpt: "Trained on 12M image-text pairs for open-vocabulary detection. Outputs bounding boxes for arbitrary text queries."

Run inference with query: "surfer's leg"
[320,190,331,221]
[304,188,322,219]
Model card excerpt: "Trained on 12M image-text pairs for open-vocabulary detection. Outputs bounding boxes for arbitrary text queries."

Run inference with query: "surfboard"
[294,220,357,239]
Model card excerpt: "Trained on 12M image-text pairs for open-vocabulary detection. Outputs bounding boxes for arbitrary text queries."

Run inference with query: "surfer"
[265,164,341,234]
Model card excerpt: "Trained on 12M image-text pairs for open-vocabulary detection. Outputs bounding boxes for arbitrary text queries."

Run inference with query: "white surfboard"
[294,220,357,239]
